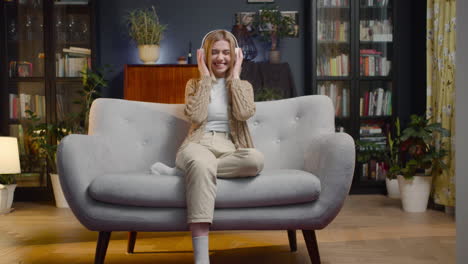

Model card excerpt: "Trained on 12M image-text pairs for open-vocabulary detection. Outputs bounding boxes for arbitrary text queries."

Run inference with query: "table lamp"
[0,136,21,176]
[0,137,21,213]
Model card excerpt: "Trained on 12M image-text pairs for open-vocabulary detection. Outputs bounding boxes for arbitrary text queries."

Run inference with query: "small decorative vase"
[269,49,281,64]
[385,177,400,199]
[138,44,160,64]
[397,175,432,212]
[50,173,69,208]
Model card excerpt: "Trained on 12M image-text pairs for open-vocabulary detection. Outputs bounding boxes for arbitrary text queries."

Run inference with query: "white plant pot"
[0,184,16,214]
[138,44,160,64]
[385,177,400,199]
[50,173,69,208]
[397,175,432,212]
[6,184,16,208]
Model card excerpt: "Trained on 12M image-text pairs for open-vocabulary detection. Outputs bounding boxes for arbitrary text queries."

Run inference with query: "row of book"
[9,124,27,156]
[317,20,349,42]
[317,53,349,76]
[359,88,392,116]
[360,0,390,7]
[360,20,393,42]
[360,49,391,76]
[317,83,349,117]
[361,160,388,181]
[359,124,383,136]
[9,93,46,120]
[318,0,349,7]
[56,46,91,77]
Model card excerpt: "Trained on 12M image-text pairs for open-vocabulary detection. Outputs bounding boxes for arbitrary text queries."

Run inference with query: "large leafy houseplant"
[255,5,295,51]
[26,66,110,174]
[398,115,450,179]
[124,6,166,46]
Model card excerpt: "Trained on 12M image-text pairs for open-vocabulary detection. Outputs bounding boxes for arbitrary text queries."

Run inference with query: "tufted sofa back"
[88,95,335,173]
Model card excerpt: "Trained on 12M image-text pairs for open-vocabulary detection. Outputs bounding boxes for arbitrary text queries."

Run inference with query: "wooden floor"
[0,195,455,264]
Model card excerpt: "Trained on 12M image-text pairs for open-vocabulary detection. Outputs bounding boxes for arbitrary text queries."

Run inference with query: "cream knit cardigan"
[177,76,256,156]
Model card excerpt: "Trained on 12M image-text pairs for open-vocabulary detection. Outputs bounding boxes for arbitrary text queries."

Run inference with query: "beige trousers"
[175,131,264,224]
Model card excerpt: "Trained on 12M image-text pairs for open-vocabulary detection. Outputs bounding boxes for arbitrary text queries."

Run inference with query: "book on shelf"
[360,88,392,116]
[362,160,388,181]
[9,93,46,120]
[317,83,349,117]
[56,46,91,77]
[317,53,349,76]
[360,20,392,42]
[360,49,391,76]
[317,20,349,42]
[359,125,382,135]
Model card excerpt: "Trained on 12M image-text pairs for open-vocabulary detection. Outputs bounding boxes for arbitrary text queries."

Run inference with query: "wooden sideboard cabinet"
[124,64,199,104]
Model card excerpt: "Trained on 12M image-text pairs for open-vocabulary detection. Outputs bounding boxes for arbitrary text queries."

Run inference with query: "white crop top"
[205,78,230,132]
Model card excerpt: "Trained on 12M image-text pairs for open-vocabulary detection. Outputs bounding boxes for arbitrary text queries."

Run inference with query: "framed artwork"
[235,12,257,34]
[281,11,299,37]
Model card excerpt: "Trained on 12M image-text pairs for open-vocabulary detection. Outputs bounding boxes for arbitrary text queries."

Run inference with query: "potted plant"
[396,114,450,212]
[384,118,402,199]
[124,6,167,64]
[255,5,295,63]
[0,175,16,210]
[26,66,110,208]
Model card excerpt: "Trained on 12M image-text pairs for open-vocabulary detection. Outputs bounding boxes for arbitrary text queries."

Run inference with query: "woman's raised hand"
[197,49,210,77]
[231,47,243,80]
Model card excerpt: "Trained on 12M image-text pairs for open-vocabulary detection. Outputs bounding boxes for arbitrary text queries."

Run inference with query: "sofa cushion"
[88,169,321,208]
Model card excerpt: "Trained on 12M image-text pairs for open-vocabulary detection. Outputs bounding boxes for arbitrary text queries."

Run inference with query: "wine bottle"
[187,41,192,64]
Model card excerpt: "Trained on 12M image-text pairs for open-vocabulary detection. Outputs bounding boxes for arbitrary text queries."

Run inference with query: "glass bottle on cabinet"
[1,0,93,199]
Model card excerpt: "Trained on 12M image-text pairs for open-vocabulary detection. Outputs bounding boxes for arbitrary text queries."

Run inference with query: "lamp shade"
[0,137,21,174]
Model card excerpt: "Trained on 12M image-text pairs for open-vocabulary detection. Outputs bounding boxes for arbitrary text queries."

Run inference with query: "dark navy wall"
[96,0,304,98]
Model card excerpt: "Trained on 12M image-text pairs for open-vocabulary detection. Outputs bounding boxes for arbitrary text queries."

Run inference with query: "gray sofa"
[57,95,355,264]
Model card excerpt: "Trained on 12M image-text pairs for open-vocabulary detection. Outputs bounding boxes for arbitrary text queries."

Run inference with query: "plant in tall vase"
[124,6,167,64]
[26,66,110,208]
[255,5,295,63]
[396,114,450,212]
[384,118,402,199]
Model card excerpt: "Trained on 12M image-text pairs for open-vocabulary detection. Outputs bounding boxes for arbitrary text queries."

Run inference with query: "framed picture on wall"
[281,11,299,37]
[235,12,257,34]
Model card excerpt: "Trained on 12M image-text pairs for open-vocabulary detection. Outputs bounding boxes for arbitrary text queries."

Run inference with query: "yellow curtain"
[426,0,456,207]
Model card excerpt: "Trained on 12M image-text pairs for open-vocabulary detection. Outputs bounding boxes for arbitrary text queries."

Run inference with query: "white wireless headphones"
[200,29,240,56]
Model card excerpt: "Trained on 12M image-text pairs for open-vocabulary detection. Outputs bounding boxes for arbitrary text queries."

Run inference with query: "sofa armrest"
[304,132,355,227]
[57,134,110,224]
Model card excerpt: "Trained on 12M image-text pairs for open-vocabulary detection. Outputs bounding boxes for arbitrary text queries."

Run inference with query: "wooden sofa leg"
[302,230,321,264]
[127,231,138,254]
[287,230,297,252]
[95,231,112,264]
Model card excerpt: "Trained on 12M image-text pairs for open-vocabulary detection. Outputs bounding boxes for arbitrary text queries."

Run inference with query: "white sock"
[192,236,210,264]
[150,162,184,176]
